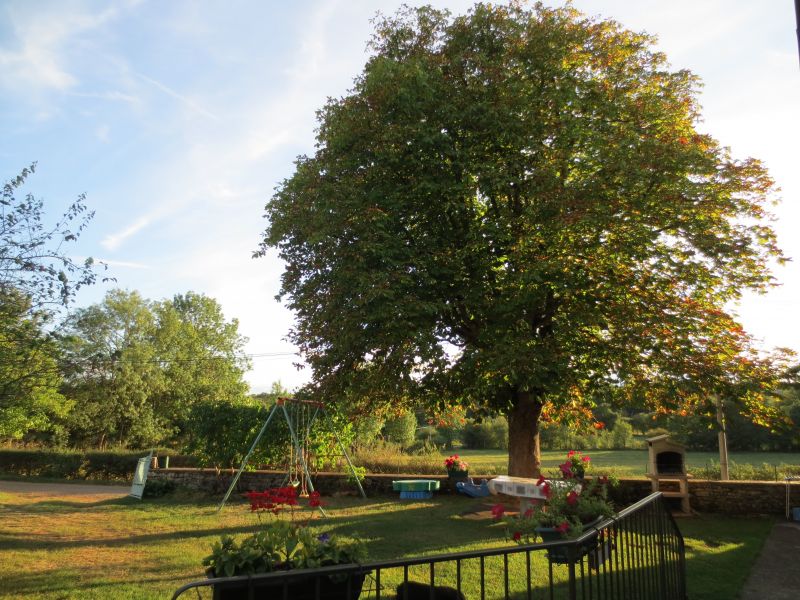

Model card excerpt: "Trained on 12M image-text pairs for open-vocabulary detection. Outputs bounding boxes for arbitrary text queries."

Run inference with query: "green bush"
[383,411,417,449]
[0,449,84,478]
[462,417,508,450]
[142,478,176,498]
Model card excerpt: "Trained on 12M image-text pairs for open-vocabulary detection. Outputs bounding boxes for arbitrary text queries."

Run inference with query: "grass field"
[0,482,772,599]
[449,449,800,479]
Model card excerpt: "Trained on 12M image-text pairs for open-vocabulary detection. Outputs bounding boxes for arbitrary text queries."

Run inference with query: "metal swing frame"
[217,397,367,512]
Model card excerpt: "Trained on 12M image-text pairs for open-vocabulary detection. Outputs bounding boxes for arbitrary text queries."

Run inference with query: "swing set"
[217,397,366,513]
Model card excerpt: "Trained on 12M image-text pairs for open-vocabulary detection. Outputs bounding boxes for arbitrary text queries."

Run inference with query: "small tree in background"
[261,3,791,477]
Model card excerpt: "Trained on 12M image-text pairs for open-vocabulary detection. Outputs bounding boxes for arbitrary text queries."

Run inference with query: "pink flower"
[566,491,579,506]
[555,521,570,534]
[491,504,506,520]
[560,462,574,478]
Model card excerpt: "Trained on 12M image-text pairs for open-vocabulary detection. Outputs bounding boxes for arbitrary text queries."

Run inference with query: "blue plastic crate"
[399,490,433,500]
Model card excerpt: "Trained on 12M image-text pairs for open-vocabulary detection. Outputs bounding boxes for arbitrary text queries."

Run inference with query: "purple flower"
[318,533,331,543]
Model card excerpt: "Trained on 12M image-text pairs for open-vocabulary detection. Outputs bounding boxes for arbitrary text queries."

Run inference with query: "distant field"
[449,449,800,479]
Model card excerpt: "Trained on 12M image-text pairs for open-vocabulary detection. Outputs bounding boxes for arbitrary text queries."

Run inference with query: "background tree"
[260,4,789,476]
[0,288,69,441]
[59,289,250,448]
[1,164,105,441]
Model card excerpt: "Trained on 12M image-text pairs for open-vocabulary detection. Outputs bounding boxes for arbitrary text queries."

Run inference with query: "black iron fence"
[172,492,686,600]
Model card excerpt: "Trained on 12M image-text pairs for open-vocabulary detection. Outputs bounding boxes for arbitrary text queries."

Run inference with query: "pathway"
[740,520,800,600]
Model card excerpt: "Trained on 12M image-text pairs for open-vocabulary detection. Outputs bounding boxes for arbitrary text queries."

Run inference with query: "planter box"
[211,571,366,600]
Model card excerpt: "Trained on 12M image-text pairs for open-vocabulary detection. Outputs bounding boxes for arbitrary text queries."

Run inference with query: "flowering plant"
[444,454,469,472]
[496,452,615,542]
[559,450,590,479]
[203,486,366,578]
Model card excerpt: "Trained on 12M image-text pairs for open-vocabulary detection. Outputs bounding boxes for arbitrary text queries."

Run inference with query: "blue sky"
[1,0,798,393]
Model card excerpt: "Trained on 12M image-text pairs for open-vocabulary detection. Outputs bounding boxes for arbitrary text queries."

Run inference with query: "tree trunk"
[507,391,544,478]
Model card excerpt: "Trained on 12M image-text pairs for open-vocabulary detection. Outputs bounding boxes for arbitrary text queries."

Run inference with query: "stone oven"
[646,434,691,514]
[647,434,687,477]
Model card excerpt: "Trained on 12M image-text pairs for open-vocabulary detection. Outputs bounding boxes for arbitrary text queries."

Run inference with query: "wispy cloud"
[97,258,150,269]
[135,72,221,121]
[101,216,152,250]
[0,1,137,94]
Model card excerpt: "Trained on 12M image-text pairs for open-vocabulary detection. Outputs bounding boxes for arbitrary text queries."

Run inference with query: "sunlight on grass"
[0,487,774,600]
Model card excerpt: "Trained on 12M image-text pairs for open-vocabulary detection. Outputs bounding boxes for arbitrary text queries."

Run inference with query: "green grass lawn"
[0,484,773,599]
[451,448,800,479]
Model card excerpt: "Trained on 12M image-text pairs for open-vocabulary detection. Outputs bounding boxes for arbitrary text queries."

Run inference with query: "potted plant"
[444,454,469,479]
[203,487,368,600]
[494,452,615,564]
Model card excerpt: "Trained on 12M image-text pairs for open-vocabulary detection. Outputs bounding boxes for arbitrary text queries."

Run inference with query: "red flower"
[566,491,579,506]
[559,462,574,478]
[541,482,551,499]
[582,455,590,462]
[523,508,534,518]
[567,450,577,458]
[593,421,605,430]
[555,521,570,534]
[308,491,322,507]
[512,531,521,541]
[536,475,547,486]
[491,504,506,520]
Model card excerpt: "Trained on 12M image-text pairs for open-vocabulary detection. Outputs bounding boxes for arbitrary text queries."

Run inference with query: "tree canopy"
[260,3,790,476]
[1,164,105,441]
[59,290,250,448]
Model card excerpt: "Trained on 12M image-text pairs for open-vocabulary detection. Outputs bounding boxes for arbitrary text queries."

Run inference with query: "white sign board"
[129,454,152,499]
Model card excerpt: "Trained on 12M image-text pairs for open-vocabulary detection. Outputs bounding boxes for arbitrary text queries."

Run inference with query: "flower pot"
[536,517,604,565]
[447,470,469,480]
[210,570,367,600]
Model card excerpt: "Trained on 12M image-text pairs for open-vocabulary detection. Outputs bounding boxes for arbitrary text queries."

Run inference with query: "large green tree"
[260,4,789,476]
[59,290,250,448]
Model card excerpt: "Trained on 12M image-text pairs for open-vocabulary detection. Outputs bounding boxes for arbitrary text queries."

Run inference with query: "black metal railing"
[172,492,686,600]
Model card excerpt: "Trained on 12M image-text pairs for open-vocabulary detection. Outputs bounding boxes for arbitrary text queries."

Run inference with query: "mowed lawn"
[451,449,800,478]
[0,482,772,600]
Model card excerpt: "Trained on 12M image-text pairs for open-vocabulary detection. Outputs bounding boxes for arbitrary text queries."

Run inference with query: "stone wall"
[148,468,800,516]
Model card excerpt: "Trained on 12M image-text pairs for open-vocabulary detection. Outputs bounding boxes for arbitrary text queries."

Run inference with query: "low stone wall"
[148,468,800,516]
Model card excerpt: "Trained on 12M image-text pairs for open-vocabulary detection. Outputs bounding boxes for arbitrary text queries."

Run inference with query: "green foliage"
[1,164,104,311]
[142,478,176,498]
[462,417,509,450]
[0,289,70,441]
[0,448,192,480]
[260,3,789,476]
[382,411,417,449]
[260,4,783,474]
[203,521,367,578]
[58,289,250,448]
[539,419,639,451]
[183,398,277,469]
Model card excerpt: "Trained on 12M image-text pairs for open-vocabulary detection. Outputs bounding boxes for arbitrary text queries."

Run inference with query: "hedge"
[0,449,197,481]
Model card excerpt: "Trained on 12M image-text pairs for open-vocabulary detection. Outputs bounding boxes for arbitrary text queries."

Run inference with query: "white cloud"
[0,1,136,94]
[101,216,152,250]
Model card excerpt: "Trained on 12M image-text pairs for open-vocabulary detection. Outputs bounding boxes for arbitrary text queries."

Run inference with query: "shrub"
[462,417,508,450]
[142,478,176,498]
[382,411,417,449]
